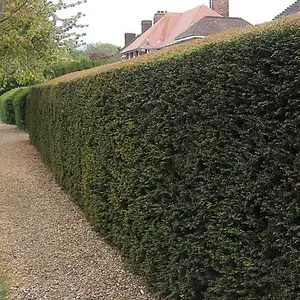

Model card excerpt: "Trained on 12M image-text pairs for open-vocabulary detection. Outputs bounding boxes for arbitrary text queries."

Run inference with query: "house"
[175,16,251,43]
[121,0,251,60]
[274,0,300,19]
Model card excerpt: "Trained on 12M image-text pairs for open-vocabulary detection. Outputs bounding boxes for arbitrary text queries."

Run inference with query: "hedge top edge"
[41,15,300,87]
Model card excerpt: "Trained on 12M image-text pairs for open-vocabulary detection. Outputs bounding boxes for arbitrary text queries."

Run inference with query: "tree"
[71,42,121,60]
[0,0,87,84]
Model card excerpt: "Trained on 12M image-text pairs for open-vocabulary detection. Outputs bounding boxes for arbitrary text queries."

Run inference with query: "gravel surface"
[0,123,158,300]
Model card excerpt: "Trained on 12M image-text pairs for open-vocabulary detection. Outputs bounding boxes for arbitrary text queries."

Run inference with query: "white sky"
[76,0,296,47]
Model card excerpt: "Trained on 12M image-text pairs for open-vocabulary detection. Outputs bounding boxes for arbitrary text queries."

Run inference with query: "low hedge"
[27,16,300,299]
[0,88,18,124]
[13,87,31,131]
[0,87,31,129]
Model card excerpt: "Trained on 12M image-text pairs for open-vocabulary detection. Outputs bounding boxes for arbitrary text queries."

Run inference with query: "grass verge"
[0,280,6,300]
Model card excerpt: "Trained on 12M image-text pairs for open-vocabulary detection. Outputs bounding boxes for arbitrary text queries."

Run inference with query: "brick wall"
[141,20,152,33]
[125,33,136,47]
[211,0,229,17]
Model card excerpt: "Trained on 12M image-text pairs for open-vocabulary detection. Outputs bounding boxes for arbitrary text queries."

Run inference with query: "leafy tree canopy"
[70,42,121,60]
[0,0,87,84]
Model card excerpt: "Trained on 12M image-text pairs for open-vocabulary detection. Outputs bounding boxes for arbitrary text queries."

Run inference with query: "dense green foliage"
[0,76,36,97]
[26,17,300,299]
[0,0,87,83]
[44,58,110,80]
[0,87,31,129]
[70,42,121,59]
[0,89,18,124]
[13,87,31,130]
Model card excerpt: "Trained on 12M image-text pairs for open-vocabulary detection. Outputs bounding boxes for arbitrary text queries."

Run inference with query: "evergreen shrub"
[13,87,31,130]
[0,87,31,129]
[26,16,300,299]
[0,88,18,124]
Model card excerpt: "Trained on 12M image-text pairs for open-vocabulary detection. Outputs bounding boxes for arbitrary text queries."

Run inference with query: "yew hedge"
[13,87,31,130]
[26,17,300,299]
[0,87,31,130]
[0,88,18,124]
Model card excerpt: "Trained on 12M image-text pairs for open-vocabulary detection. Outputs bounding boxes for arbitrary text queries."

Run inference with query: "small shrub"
[13,87,31,131]
[0,87,31,128]
[0,88,19,124]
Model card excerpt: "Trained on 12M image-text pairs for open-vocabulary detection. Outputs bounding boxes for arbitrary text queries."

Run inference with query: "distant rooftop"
[176,16,251,42]
[121,5,221,54]
[274,0,300,19]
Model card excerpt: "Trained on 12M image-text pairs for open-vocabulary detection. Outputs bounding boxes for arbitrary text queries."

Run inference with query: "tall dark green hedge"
[27,17,300,299]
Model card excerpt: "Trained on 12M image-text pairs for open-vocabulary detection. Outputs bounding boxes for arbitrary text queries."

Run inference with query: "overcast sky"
[76,0,296,47]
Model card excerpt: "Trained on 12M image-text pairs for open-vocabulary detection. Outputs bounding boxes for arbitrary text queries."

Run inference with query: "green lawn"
[0,280,6,300]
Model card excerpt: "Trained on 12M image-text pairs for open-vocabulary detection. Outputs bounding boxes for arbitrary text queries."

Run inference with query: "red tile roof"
[121,5,221,54]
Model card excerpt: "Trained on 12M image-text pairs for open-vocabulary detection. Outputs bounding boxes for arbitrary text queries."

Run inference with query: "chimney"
[153,11,167,24]
[209,0,229,17]
[124,33,136,47]
[141,20,152,33]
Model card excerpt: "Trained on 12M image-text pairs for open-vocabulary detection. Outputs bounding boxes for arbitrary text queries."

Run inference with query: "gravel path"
[0,123,158,300]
